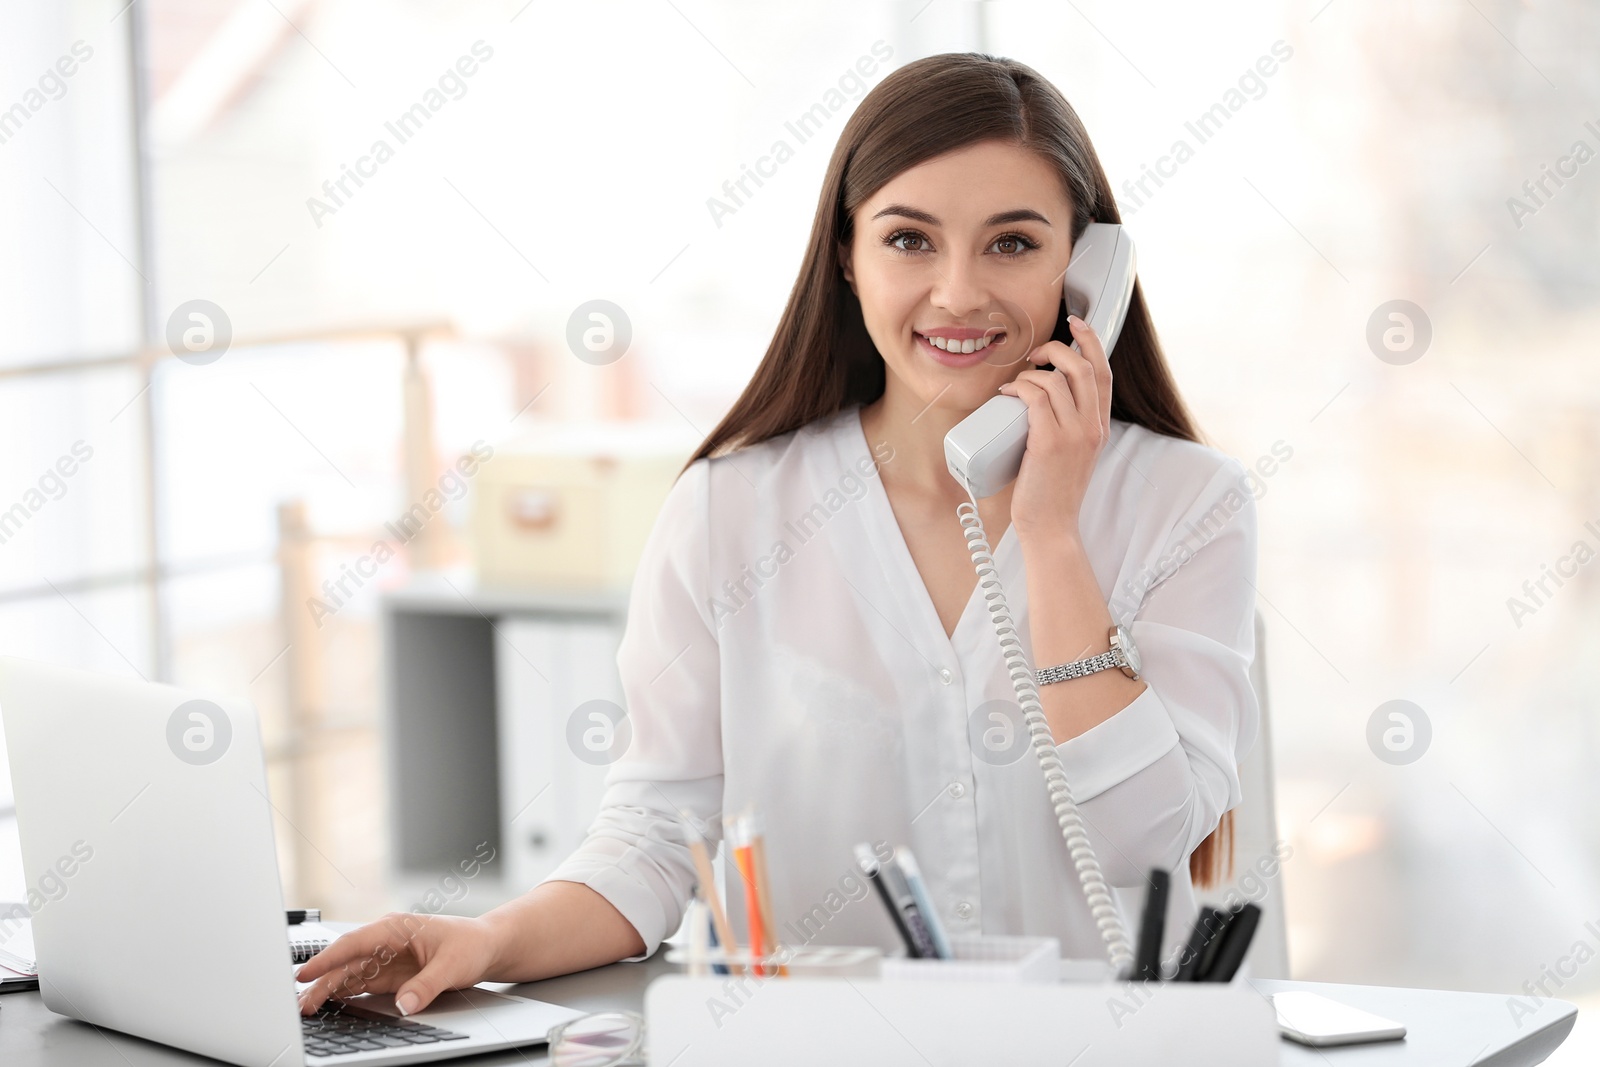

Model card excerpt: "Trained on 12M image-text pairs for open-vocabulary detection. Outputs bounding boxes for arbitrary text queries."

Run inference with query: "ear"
[837,240,857,295]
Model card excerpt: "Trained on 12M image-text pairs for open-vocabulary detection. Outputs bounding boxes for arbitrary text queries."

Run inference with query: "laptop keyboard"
[302,1000,469,1058]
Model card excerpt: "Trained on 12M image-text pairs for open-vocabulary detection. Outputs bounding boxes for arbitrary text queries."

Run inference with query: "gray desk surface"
[0,956,1575,1065]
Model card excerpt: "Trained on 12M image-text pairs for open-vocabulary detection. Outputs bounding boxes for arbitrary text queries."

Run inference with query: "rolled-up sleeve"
[1055,458,1260,885]
[537,458,724,959]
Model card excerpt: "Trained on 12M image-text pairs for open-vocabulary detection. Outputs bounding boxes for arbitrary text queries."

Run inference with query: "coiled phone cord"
[957,498,1136,973]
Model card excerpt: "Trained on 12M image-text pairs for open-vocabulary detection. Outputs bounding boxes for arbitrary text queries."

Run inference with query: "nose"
[928,254,989,321]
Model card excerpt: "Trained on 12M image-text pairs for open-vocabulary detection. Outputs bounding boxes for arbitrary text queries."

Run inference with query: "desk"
[0,955,1575,1065]
[1250,978,1574,1065]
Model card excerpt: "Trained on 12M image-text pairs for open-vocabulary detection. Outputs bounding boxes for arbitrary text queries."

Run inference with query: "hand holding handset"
[942,224,1142,974]
[944,223,1137,498]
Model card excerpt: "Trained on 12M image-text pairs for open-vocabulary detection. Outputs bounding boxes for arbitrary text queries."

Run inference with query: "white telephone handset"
[944,222,1137,498]
[943,223,1140,973]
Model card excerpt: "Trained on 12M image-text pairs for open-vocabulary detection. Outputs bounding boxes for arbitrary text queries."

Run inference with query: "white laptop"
[0,656,587,1066]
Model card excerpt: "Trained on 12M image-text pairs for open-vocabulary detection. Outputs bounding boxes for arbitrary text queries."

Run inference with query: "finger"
[1008,367,1079,428]
[1068,316,1114,434]
[1001,377,1060,437]
[296,914,429,1014]
[295,914,418,982]
[1066,313,1103,359]
[1034,328,1098,429]
[393,946,473,1016]
[1051,346,1100,429]
[300,967,374,1015]
[298,947,423,1014]
[295,930,387,985]
[1068,313,1110,370]
[1023,335,1077,369]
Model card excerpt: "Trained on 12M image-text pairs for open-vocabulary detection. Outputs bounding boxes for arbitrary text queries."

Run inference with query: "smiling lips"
[915,327,1008,367]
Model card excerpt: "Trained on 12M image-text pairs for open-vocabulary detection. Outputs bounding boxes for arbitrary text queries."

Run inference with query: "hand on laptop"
[295,912,498,1017]
[296,882,648,1016]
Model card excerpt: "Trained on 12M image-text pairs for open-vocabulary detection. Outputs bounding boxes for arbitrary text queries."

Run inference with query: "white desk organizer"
[646,938,1277,1066]
[881,934,1060,983]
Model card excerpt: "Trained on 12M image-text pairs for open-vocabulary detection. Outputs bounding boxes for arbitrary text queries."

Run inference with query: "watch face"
[1116,626,1141,674]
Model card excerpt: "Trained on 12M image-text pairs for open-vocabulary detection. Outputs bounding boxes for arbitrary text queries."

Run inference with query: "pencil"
[748,815,788,977]
[687,831,740,975]
[729,815,766,976]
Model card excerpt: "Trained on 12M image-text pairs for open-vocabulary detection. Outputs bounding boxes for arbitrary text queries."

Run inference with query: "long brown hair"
[689,52,1232,889]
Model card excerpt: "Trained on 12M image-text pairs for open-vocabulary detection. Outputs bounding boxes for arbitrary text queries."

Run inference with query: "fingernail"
[1068,315,1083,328]
[396,992,419,1016]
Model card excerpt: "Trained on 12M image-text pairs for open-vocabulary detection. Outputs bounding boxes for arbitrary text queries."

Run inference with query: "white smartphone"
[943,222,1137,498]
[1271,991,1407,1047]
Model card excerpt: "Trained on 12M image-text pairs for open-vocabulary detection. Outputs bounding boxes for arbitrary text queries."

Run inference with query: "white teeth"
[923,333,1000,353]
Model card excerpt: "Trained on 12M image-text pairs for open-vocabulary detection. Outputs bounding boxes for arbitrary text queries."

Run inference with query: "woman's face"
[840,139,1076,418]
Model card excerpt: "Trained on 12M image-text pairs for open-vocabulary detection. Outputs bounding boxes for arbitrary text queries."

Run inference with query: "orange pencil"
[728,815,766,976]
[748,817,788,977]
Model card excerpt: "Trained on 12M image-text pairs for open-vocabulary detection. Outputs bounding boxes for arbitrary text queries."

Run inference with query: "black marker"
[1132,869,1169,982]
[855,843,922,958]
[1201,904,1261,982]
[1192,907,1240,981]
[286,909,320,925]
[1174,907,1227,982]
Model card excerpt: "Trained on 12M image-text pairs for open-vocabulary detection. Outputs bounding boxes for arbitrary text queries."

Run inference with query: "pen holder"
[646,969,1280,1065]
[881,935,1060,984]
[664,944,883,978]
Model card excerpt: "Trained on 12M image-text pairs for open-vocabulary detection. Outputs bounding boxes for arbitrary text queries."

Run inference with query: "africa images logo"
[166,699,232,766]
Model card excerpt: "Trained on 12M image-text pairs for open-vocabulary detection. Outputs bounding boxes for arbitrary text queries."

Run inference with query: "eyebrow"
[870,204,1052,227]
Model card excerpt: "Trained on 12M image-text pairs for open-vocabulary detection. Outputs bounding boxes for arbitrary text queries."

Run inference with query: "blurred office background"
[1,0,1598,1012]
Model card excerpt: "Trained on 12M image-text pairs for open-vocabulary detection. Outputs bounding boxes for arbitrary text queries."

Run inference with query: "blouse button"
[948,782,967,799]
[938,668,953,685]
[955,900,973,920]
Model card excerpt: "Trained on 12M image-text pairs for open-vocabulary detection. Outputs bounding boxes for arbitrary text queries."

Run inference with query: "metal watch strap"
[1035,648,1125,685]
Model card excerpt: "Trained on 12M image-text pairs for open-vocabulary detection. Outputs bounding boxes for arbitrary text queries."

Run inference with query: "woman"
[298,52,1259,1016]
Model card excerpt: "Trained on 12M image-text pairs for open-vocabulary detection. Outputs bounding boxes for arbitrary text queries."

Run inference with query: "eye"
[883,229,932,256]
[989,232,1039,258]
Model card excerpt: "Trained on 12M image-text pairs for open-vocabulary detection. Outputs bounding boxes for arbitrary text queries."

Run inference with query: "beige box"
[472,424,694,589]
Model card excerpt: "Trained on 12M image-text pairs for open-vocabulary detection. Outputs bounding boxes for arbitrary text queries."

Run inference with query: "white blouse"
[540,405,1260,967]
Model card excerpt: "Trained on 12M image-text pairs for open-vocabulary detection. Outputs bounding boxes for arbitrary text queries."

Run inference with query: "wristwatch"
[1035,625,1142,685]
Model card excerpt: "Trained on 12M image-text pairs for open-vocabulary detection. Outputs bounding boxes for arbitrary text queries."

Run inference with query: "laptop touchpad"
[357,986,565,1019]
